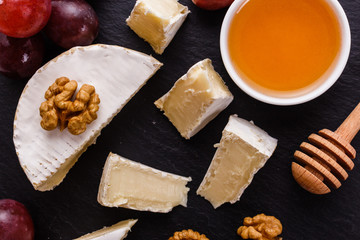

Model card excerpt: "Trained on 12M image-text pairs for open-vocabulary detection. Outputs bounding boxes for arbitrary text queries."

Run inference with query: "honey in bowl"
[228,0,342,97]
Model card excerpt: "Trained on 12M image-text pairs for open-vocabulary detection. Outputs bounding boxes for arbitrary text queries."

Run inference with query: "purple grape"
[44,0,99,49]
[0,199,34,240]
[0,32,44,79]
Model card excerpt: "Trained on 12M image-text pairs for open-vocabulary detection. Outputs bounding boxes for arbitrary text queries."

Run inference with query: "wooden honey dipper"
[292,102,360,194]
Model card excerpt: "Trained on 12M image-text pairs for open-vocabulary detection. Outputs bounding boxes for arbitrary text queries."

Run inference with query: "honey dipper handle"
[335,102,360,143]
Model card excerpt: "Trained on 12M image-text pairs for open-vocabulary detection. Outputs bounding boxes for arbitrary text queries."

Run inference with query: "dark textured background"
[1,0,360,239]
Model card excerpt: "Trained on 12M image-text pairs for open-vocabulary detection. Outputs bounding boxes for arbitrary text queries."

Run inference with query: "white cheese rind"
[196,115,277,208]
[97,152,191,213]
[126,0,190,54]
[13,44,162,191]
[155,59,233,139]
[74,219,137,240]
[225,116,278,157]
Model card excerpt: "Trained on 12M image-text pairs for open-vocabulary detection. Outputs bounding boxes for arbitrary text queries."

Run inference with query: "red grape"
[192,0,234,10]
[0,32,45,79]
[45,0,99,49]
[0,0,52,38]
[0,199,34,240]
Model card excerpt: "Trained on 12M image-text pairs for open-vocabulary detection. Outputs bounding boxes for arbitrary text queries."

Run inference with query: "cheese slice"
[97,152,191,213]
[74,219,137,240]
[155,59,233,139]
[13,44,162,191]
[126,0,190,54]
[197,115,277,208]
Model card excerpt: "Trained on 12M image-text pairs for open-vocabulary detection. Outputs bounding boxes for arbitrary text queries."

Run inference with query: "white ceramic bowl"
[220,0,351,106]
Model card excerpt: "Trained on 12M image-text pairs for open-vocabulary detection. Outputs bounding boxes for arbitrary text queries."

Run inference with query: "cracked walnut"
[39,77,100,135]
[169,229,209,240]
[237,214,282,240]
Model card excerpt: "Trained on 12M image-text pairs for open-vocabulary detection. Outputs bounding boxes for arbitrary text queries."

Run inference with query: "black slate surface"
[1,0,360,239]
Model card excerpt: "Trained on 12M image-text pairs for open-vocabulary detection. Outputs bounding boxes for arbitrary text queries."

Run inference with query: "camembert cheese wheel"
[97,152,191,213]
[13,44,162,191]
[197,115,277,208]
[74,219,137,240]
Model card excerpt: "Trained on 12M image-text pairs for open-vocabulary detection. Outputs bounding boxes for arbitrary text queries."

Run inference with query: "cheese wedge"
[13,44,162,191]
[155,59,233,139]
[98,152,191,213]
[197,115,277,208]
[126,0,190,54]
[74,219,137,240]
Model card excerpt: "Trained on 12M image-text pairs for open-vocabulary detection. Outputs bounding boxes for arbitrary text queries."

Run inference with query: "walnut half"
[39,77,100,135]
[169,229,209,240]
[237,214,282,240]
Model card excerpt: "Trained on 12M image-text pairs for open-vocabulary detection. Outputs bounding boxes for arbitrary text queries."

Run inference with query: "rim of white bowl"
[220,0,351,106]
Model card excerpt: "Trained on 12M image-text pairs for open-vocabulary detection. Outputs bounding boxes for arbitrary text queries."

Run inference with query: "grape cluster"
[0,0,99,79]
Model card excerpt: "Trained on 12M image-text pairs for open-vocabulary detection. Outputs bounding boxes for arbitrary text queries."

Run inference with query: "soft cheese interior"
[74,219,137,240]
[13,44,162,191]
[197,115,277,208]
[143,0,182,18]
[155,59,233,139]
[98,153,191,213]
[126,0,190,54]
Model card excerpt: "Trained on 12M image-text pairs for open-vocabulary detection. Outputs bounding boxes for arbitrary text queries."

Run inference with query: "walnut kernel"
[39,77,100,135]
[169,229,209,240]
[237,214,282,240]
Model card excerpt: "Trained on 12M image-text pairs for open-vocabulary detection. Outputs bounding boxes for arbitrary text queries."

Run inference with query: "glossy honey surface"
[228,0,341,96]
